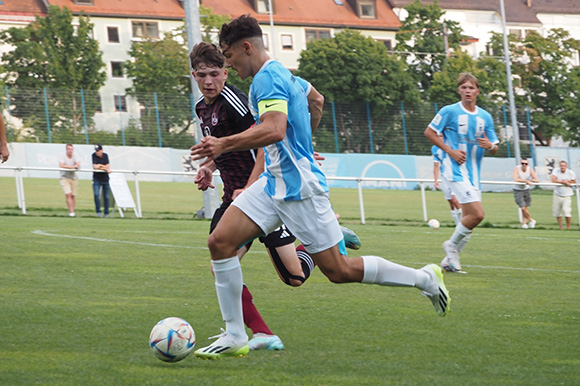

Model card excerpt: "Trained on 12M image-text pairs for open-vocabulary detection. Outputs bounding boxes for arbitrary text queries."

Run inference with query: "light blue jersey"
[428,102,498,189]
[249,60,328,201]
[431,145,443,165]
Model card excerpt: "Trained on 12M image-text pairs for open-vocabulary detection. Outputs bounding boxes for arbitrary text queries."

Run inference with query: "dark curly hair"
[189,42,225,70]
[219,14,262,47]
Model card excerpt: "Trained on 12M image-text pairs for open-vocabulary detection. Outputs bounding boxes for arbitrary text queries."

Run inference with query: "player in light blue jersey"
[425,73,499,273]
[190,15,450,359]
[432,143,461,225]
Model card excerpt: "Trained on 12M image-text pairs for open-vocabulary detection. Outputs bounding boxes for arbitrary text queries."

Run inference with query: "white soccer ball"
[149,317,196,362]
[428,219,440,229]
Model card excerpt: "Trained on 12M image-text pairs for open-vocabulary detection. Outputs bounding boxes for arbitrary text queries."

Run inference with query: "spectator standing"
[551,160,576,230]
[92,144,111,217]
[59,144,81,217]
[512,157,539,228]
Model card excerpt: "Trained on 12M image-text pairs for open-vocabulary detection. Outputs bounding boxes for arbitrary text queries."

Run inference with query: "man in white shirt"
[513,158,539,228]
[551,160,576,230]
[59,144,81,217]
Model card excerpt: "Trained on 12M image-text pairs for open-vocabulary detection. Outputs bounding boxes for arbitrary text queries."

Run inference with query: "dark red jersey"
[195,83,257,202]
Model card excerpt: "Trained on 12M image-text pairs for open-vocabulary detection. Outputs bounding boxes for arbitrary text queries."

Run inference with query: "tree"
[297,30,419,153]
[0,6,106,141]
[395,0,463,93]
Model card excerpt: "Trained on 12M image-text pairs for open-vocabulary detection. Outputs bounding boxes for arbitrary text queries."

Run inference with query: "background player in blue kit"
[190,15,450,360]
[432,143,461,225]
[425,73,499,273]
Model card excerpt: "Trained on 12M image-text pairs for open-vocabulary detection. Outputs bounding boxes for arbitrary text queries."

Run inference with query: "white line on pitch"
[405,261,580,274]
[32,230,207,250]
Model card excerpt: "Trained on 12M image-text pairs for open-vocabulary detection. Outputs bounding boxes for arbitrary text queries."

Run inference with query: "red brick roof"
[201,0,401,30]
[0,0,46,18]
[46,0,185,20]
[388,0,580,24]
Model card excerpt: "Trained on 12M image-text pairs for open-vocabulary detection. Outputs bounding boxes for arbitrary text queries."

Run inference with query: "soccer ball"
[149,317,196,362]
[428,219,440,229]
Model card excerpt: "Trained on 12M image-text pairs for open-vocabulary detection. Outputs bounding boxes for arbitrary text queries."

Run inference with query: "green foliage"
[297,30,419,153]
[199,5,230,43]
[0,6,105,137]
[395,0,463,92]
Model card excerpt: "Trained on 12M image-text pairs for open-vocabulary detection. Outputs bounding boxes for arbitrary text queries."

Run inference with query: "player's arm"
[433,162,440,190]
[245,148,265,188]
[307,86,324,132]
[0,115,9,163]
[191,108,287,162]
[424,127,466,165]
[551,172,560,184]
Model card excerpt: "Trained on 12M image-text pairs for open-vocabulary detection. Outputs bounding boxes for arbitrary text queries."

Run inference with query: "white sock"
[456,233,472,253]
[452,208,462,225]
[449,222,472,248]
[361,255,427,289]
[212,257,247,340]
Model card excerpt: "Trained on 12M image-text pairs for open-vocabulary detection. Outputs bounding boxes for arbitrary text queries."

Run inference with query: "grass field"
[1,179,579,385]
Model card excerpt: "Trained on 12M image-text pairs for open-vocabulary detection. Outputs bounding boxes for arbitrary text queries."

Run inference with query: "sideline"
[32,229,207,250]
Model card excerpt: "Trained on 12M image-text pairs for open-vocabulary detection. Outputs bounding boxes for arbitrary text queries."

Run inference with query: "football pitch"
[1,209,579,385]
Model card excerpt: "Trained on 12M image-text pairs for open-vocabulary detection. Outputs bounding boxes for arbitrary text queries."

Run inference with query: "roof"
[0,0,47,20]
[201,0,401,30]
[387,0,580,24]
[45,0,185,20]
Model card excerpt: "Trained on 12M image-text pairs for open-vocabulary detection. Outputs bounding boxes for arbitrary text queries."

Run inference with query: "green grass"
[0,211,579,385]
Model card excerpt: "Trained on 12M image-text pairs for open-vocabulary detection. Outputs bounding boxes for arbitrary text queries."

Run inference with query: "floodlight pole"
[268,0,276,59]
[184,0,219,219]
[499,0,521,163]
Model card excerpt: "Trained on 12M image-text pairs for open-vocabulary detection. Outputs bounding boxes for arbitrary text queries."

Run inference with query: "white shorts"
[439,177,455,201]
[233,177,343,254]
[448,179,481,204]
[553,194,572,217]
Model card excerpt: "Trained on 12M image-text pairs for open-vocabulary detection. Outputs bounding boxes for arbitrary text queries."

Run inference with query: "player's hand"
[477,133,493,150]
[232,188,245,200]
[449,149,466,165]
[190,136,224,162]
[434,181,440,190]
[0,145,9,163]
[313,151,325,166]
[194,167,214,191]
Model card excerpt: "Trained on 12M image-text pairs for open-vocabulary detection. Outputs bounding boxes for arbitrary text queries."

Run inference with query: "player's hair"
[560,160,567,165]
[66,143,73,148]
[457,72,479,88]
[189,42,225,70]
[219,14,262,47]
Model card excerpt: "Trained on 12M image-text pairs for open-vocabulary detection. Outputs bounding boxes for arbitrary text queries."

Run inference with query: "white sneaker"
[420,264,451,316]
[69,213,75,217]
[529,219,536,229]
[522,224,529,229]
[442,240,461,271]
[194,329,249,360]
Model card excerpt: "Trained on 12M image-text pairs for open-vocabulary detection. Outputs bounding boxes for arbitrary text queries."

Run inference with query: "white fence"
[2,165,579,228]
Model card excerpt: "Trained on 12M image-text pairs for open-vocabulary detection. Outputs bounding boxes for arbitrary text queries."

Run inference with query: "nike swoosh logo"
[265,103,279,108]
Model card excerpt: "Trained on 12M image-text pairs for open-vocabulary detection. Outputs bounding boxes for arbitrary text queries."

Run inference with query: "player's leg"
[102,182,110,217]
[92,180,102,216]
[195,178,282,359]
[563,197,572,229]
[209,202,277,348]
[278,193,450,316]
[442,178,461,225]
[441,181,483,272]
[553,195,564,229]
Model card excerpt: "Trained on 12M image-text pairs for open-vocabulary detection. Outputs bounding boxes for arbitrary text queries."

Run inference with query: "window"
[114,95,127,112]
[281,34,293,50]
[305,29,331,43]
[256,0,269,13]
[111,62,124,78]
[378,39,393,52]
[107,26,120,43]
[262,33,270,51]
[74,0,94,5]
[132,21,159,39]
[359,0,376,19]
[509,29,523,40]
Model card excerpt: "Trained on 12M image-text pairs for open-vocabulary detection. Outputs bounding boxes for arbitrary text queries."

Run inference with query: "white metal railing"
[1,166,579,227]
